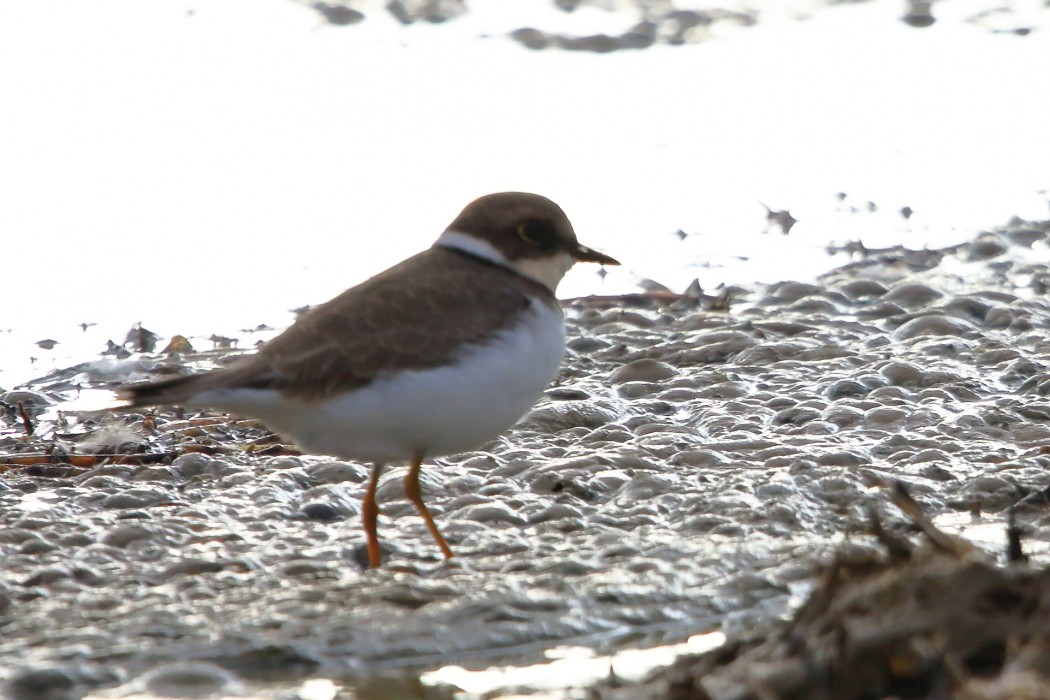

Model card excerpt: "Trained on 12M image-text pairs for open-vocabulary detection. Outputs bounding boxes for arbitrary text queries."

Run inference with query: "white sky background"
[2,0,1049,384]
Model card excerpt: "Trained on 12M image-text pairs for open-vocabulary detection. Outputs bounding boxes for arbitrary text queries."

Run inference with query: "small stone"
[865,407,908,426]
[6,668,76,700]
[306,461,368,484]
[880,361,923,386]
[172,452,216,478]
[19,539,56,555]
[101,492,160,510]
[546,387,590,401]
[884,283,943,309]
[156,559,226,581]
[894,315,975,339]
[102,525,154,548]
[281,560,336,578]
[459,503,527,526]
[773,407,821,426]
[298,502,344,521]
[314,3,364,25]
[821,406,865,427]
[528,503,584,524]
[826,379,871,399]
[510,27,551,50]
[21,567,70,587]
[966,238,1007,260]
[769,281,822,302]
[141,662,242,698]
[519,400,621,431]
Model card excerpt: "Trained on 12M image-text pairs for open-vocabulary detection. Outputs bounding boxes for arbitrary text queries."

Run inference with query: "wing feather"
[121,248,551,406]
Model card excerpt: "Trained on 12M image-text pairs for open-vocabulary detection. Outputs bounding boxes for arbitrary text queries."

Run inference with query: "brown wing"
[166,247,552,402]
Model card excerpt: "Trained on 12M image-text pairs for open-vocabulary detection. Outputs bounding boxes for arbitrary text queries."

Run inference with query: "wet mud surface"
[4,217,1050,698]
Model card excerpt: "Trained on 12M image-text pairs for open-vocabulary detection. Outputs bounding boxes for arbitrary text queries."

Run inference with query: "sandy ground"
[3,216,1050,698]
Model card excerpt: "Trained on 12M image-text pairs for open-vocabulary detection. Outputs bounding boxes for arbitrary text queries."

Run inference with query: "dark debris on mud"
[598,486,1050,700]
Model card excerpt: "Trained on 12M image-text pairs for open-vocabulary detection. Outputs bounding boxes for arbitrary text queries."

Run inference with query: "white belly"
[197,299,566,463]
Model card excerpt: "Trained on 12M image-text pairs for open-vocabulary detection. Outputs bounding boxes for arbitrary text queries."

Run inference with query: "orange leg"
[363,463,385,568]
[404,451,454,560]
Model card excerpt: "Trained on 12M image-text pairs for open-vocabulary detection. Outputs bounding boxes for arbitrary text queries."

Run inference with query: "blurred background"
[2,0,1049,386]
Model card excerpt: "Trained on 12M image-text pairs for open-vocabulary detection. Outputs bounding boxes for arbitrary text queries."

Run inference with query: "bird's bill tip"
[574,245,620,266]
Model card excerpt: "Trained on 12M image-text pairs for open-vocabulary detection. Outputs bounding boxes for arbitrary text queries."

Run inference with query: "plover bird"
[118,192,618,567]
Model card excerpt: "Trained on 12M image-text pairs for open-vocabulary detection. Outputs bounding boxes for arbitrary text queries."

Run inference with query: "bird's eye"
[517,219,557,250]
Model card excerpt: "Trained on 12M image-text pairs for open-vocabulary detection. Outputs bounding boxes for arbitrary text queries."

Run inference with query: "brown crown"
[447,192,619,266]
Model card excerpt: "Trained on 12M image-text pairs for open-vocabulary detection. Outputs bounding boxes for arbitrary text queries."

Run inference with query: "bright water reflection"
[2,0,1049,388]
[422,631,726,697]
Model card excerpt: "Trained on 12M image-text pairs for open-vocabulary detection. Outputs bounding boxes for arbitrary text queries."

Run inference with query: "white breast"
[201,298,566,464]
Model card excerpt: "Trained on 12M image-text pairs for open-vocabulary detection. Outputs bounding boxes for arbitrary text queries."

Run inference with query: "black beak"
[574,244,620,266]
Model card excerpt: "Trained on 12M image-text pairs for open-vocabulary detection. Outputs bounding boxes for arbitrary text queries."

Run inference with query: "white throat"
[435,229,574,294]
[511,252,575,293]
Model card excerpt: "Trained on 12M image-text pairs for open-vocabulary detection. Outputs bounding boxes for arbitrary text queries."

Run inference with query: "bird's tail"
[116,374,203,408]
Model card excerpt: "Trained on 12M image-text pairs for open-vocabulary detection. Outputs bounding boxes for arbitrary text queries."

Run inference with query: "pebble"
[528,503,585,524]
[459,503,528,526]
[155,559,228,581]
[297,502,345,521]
[101,491,165,510]
[1005,228,1045,247]
[671,333,756,364]
[608,358,678,383]
[172,452,218,478]
[5,668,77,700]
[865,407,909,426]
[855,301,905,319]
[880,361,924,386]
[281,560,336,578]
[518,400,622,431]
[966,237,1008,260]
[815,451,867,467]
[140,662,243,698]
[837,279,888,299]
[894,314,976,339]
[884,282,943,308]
[820,405,865,427]
[769,281,823,302]
[101,525,154,548]
[773,407,821,425]
[19,539,56,555]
